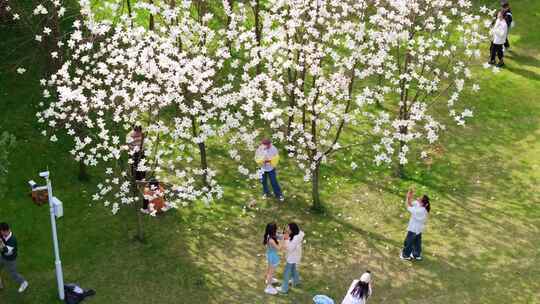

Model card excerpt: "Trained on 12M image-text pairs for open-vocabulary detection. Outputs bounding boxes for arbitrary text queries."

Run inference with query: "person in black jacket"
[501,1,513,49]
[0,223,28,292]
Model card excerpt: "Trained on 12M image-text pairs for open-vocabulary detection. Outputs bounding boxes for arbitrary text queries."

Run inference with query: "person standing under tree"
[277,223,304,294]
[400,189,431,261]
[0,223,29,293]
[255,139,284,201]
[501,0,513,50]
[127,125,145,181]
[262,223,280,295]
[488,11,508,68]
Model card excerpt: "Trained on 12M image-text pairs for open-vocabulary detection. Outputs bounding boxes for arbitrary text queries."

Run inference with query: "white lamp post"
[37,171,65,300]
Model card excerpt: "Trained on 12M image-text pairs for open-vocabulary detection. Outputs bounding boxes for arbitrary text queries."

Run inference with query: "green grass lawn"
[1,1,540,303]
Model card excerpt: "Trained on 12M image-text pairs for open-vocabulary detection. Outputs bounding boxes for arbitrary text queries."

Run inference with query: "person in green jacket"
[255,139,284,201]
[0,223,28,293]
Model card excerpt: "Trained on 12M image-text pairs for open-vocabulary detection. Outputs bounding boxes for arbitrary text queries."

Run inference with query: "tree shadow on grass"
[504,65,540,81]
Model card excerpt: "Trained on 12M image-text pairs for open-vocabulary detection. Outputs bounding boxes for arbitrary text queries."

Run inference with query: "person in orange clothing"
[141,180,166,214]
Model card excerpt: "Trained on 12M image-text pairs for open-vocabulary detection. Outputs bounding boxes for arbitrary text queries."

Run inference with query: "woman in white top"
[341,271,372,304]
[276,223,304,294]
[489,11,508,67]
[400,188,430,261]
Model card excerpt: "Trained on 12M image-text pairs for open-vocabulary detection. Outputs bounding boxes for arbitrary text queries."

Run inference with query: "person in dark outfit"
[0,223,29,292]
[501,1,513,49]
[489,11,509,67]
[127,125,146,181]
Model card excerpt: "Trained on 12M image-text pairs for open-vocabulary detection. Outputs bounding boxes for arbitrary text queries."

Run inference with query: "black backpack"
[64,284,96,304]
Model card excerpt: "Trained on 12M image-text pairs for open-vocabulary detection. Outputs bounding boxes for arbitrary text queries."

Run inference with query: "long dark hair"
[351,280,370,300]
[149,179,160,189]
[421,195,431,213]
[263,223,278,246]
[288,223,300,241]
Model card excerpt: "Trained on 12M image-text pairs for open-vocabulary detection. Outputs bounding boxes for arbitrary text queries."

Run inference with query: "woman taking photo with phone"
[400,188,431,261]
[277,222,304,294]
[263,223,280,295]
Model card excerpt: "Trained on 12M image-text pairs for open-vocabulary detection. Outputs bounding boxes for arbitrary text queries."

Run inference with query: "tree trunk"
[78,160,89,181]
[191,116,209,187]
[395,139,406,178]
[44,1,62,75]
[311,162,323,212]
[253,0,262,75]
[132,180,145,242]
[198,141,209,187]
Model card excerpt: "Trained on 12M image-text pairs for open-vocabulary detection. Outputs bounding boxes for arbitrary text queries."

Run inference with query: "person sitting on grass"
[400,188,431,261]
[341,271,372,304]
[489,11,508,68]
[263,223,281,295]
[277,223,304,294]
[255,139,284,202]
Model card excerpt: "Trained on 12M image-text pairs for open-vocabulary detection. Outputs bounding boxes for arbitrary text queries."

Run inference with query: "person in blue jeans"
[277,223,304,294]
[263,223,281,295]
[400,188,430,261]
[255,139,284,201]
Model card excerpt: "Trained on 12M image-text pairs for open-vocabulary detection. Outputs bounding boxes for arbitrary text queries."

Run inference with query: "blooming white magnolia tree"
[37,0,244,240]
[223,0,392,210]
[365,0,491,175]
[33,0,491,216]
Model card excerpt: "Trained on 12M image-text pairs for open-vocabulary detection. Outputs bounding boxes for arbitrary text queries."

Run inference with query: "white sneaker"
[264,286,278,295]
[400,253,411,261]
[276,286,287,294]
[18,281,29,293]
[278,196,285,202]
[271,278,280,284]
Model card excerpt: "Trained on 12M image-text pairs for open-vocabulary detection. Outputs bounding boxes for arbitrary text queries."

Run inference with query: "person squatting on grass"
[341,271,373,304]
[0,223,29,293]
[489,11,509,68]
[400,189,431,261]
[255,139,284,202]
[277,223,304,294]
[263,223,281,295]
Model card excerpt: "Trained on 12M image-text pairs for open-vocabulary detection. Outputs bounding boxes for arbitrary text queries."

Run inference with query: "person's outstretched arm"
[406,189,414,207]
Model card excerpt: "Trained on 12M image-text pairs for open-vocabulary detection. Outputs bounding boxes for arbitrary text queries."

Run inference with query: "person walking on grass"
[400,188,431,261]
[341,271,373,304]
[263,223,281,295]
[255,139,284,201]
[0,223,29,293]
[489,11,508,68]
[277,223,304,294]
